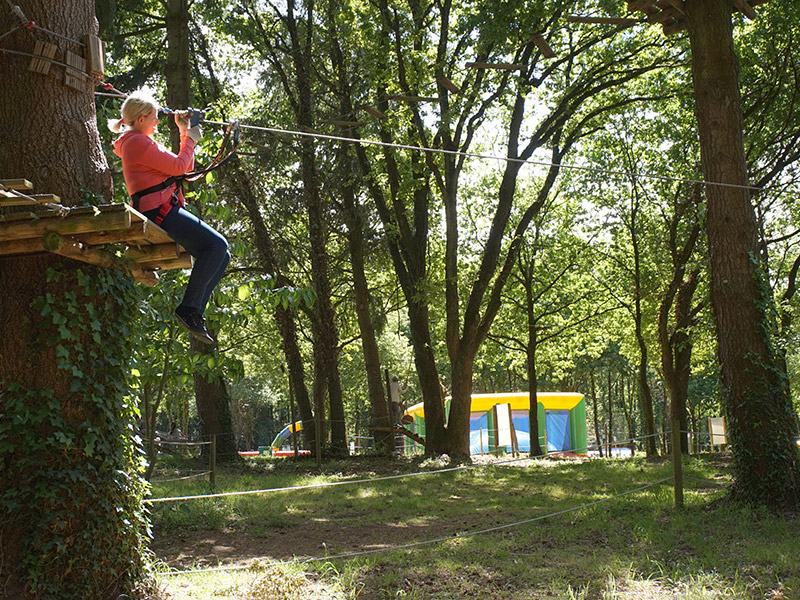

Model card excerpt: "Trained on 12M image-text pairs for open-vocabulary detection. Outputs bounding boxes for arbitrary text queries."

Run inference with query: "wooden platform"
[0,179,192,286]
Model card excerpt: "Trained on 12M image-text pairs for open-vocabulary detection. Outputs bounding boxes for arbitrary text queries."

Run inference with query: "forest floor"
[148,453,800,600]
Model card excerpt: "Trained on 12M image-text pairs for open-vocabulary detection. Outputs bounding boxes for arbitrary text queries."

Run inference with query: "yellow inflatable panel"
[405,391,583,419]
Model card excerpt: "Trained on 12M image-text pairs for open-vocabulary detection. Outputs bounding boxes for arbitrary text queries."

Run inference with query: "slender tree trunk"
[686,0,800,507]
[287,0,347,454]
[326,4,393,454]
[591,371,603,457]
[526,280,544,456]
[226,159,316,450]
[342,179,393,454]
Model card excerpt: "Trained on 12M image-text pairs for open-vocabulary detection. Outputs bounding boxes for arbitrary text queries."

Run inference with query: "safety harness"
[130,120,240,226]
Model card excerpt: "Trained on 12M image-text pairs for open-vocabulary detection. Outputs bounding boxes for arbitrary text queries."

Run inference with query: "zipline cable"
[201,119,798,198]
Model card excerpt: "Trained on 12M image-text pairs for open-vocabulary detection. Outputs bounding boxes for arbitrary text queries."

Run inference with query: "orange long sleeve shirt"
[113,129,195,213]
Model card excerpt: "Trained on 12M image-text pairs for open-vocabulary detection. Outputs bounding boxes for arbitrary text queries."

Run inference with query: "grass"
[147,454,800,599]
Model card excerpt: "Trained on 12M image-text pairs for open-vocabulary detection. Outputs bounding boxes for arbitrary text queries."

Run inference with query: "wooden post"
[289,377,298,459]
[315,404,322,470]
[671,419,683,508]
[210,435,217,491]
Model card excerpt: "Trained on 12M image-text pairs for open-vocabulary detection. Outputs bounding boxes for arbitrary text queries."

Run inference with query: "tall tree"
[685,0,800,507]
[0,1,151,597]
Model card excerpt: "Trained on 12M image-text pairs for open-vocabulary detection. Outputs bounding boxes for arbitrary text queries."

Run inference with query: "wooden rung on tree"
[731,0,757,19]
[322,120,366,128]
[466,61,526,71]
[529,33,556,58]
[566,16,641,25]
[359,105,387,119]
[387,94,438,102]
[28,40,57,75]
[64,50,88,90]
[84,34,105,79]
[437,76,463,94]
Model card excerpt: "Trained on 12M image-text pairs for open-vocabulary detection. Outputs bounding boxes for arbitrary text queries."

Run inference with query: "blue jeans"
[144,204,230,314]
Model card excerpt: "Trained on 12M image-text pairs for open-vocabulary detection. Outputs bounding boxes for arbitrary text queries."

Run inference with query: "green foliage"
[0,267,154,598]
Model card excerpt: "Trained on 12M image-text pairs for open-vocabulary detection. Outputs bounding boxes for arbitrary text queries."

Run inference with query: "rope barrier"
[147,463,472,503]
[152,471,213,483]
[160,475,674,575]
[147,430,668,504]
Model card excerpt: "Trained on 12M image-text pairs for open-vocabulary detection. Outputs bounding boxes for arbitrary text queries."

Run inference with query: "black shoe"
[174,305,215,345]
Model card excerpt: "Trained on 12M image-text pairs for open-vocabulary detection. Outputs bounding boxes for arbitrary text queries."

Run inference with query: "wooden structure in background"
[625,0,770,35]
[566,0,771,36]
[0,179,191,286]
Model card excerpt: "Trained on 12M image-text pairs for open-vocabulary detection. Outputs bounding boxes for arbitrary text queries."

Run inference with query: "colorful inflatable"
[402,392,587,455]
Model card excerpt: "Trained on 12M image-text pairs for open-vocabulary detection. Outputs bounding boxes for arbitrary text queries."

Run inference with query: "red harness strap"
[153,198,176,226]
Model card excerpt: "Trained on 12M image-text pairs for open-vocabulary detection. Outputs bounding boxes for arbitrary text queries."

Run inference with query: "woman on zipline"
[110,90,229,345]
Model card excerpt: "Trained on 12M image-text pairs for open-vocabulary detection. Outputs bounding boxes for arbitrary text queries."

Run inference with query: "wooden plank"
[127,243,180,264]
[661,0,686,14]
[64,50,88,90]
[0,179,33,191]
[663,20,688,34]
[359,105,387,119]
[0,194,38,207]
[30,194,60,204]
[77,221,149,246]
[387,95,438,102]
[566,16,641,25]
[323,120,366,127]
[132,269,159,287]
[0,237,46,257]
[41,232,159,286]
[0,205,132,242]
[153,253,193,270]
[466,62,526,71]
[529,33,556,58]
[731,0,757,19]
[648,7,682,23]
[627,0,656,11]
[84,34,105,78]
[28,40,57,75]
[437,76,463,94]
[125,205,176,245]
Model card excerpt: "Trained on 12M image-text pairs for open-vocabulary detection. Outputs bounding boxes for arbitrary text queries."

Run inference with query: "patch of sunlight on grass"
[158,563,350,600]
[601,567,751,600]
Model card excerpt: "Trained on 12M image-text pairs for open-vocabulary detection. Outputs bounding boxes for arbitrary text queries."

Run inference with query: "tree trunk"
[192,336,239,462]
[164,0,191,150]
[0,2,151,597]
[686,0,800,508]
[226,160,316,450]
[526,280,544,456]
[287,0,347,455]
[342,180,393,454]
[591,371,603,457]
[326,0,392,455]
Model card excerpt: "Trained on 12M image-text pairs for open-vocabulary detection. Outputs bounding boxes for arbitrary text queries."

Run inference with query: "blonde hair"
[107,89,159,133]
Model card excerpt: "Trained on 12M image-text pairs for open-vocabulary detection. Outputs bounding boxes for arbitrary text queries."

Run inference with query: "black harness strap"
[130,175,181,212]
